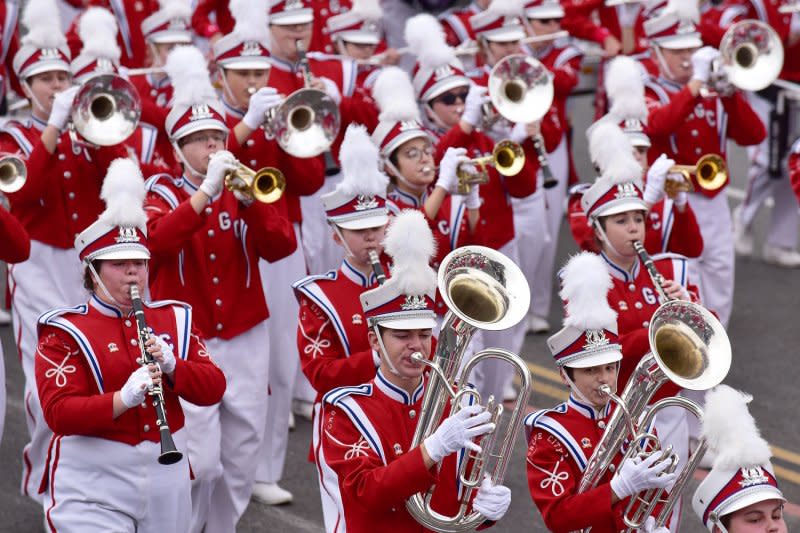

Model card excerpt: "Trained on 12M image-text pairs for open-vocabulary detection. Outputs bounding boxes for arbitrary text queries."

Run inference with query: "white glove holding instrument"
[643,154,675,205]
[465,183,482,209]
[610,452,677,500]
[690,46,720,84]
[120,366,154,408]
[151,334,176,374]
[423,404,495,463]
[436,147,469,194]
[461,85,488,127]
[201,150,238,198]
[242,87,283,130]
[473,475,511,521]
[639,516,670,533]
[47,86,79,130]
[669,172,688,208]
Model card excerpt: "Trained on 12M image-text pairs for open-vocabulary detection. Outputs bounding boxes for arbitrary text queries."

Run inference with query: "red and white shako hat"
[405,14,471,102]
[213,0,271,70]
[643,0,702,49]
[692,386,786,531]
[470,0,526,42]
[548,252,622,368]
[70,8,121,84]
[75,159,150,263]
[322,124,390,230]
[604,56,650,148]
[326,0,383,45]
[13,0,71,80]
[141,0,193,44]
[370,67,430,158]
[582,121,646,221]
[360,210,437,329]
[164,46,228,142]
[269,0,314,25]
[523,0,564,20]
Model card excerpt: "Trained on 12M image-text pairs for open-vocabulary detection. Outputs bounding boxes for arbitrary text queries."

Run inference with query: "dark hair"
[82,260,102,293]
[563,366,574,380]
[720,515,731,529]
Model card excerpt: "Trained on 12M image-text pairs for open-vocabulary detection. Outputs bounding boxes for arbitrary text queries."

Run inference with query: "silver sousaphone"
[71,73,141,146]
[486,54,554,126]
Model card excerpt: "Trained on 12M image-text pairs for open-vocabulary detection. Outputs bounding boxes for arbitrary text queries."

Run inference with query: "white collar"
[89,294,131,318]
[340,259,377,288]
[389,186,426,208]
[221,96,245,119]
[375,369,425,406]
[31,115,48,132]
[600,251,641,283]
[568,394,611,420]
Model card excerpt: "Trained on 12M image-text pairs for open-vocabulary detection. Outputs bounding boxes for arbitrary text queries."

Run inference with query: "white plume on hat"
[589,121,643,185]
[157,0,192,18]
[661,0,699,22]
[485,0,524,17]
[338,124,389,197]
[702,385,773,471]
[78,8,121,63]
[165,46,218,107]
[373,67,420,122]
[383,210,437,296]
[559,252,617,330]
[605,56,647,122]
[98,158,147,230]
[21,0,66,49]
[350,0,383,19]
[230,0,270,41]
[404,14,458,70]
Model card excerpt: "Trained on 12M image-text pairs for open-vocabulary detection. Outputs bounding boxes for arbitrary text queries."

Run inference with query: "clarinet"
[533,134,557,189]
[368,250,387,285]
[631,241,671,304]
[129,285,183,465]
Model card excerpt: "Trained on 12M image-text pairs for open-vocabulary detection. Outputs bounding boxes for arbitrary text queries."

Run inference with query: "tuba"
[665,153,728,198]
[224,162,286,204]
[713,20,783,92]
[576,243,731,533]
[406,246,533,532]
[71,73,141,146]
[0,154,26,194]
[455,140,525,194]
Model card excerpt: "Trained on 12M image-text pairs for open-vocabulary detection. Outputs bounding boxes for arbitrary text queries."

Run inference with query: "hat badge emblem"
[399,120,420,132]
[354,195,379,211]
[241,41,263,56]
[739,466,769,487]
[583,329,610,351]
[40,48,61,60]
[115,226,141,244]
[285,0,304,10]
[168,17,185,29]
[96,58,114,73]
[434,64,454,81]
[190,104,213,121]
[400,294,428,311]
[362,20,379,33]
[624,118,643,132]
[615,182,638,199]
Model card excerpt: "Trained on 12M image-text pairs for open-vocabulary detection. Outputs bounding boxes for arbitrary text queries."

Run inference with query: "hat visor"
[172,120,229,142]
[483,28,526,42]
[337,32,381,45]
[150,34,193,45]
[656,34,703,50]
[334,214,389,231]
[594,198,648,218]
[424,77,471,102]
[24,61,71,79]
[564,348,622,369]
[526,6,565,19]
[219,59,272,70]
[93,249,151,261]
[717,490,786,522]
[379,316,438,330]
[627,132,651,147]
[271,13,314,26]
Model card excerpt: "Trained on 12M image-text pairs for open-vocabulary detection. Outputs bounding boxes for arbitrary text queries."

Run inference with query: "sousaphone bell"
[71,73,141,146]
[0,154,26,194]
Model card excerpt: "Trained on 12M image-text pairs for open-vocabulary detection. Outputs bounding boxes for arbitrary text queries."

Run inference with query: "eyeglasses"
[534,18,562,24]
[399,144,433,161]
[434,89,469,106]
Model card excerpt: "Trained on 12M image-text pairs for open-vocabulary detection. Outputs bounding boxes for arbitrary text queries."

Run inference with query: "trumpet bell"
[0,155,26,193]
[493,140,525,176]
[719,20,783,91]
[268,88,340,158]
[649,300,731,390]
[72,73,141,146]
[695,154,727,191]
[488,54,554,124]
[438,245,530,331]
[225,164,286,203]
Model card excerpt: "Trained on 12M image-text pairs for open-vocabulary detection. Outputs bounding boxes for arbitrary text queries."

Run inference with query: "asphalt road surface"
[2,94,799,532]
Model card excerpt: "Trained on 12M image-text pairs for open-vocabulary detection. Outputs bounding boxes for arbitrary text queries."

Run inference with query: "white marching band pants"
[740,92,800,250]
[181,320,270,533]
[44,431,191,533]
[7,241,85,504]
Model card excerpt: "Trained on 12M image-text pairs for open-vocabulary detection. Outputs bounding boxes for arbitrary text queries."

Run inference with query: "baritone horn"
[224,162,286,203]
[406,246,533,532]
[71,73,142,146]
[0,154,26,194]
[665,153,727,197]
[716,19,783,92]
[455,140,525,194]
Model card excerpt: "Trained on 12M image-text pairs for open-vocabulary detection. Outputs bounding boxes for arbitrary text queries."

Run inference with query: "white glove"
[201,150,238,197]
[47,86,79,130]
[643,154,675,205]
[639,516,670,533]
[690,46,720,84]
[610,452,677,500]
[461,85,488,127]
[120,366,153,408]
[436,147,469,194]
[154,334,176,374]
[465,183,481,209]
[473,476,511,521]
[509,121,529,144]
[117,66,130,80]
[666,173,688,207]
[423,404,495,463]
[242,87,283,130]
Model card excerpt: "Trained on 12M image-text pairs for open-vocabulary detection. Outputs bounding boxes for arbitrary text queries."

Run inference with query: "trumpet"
[71,73,141,147]
[455,140,525,194]
[406,246,533,532]
[665,153,727,198]
[0,154,26,194]
[224,162,286,204]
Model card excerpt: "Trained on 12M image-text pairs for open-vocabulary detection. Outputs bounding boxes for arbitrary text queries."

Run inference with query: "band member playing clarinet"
[317,210,511,532]
[35,159,226,533]
[525,251,676,533]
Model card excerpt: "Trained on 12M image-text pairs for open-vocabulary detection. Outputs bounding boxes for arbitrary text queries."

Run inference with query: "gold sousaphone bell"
[664,153,727,198]
[224,162,286,204]
[0,154,26,194]
[455,140,525,194]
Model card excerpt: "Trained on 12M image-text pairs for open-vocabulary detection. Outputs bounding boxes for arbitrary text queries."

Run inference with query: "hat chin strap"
[87,260,128,310]
[709,512,729,533]
[593,220,625,258]
[386,159,427,195]
[560,368,595,406]
[22,80,49,118]
[332,223,356,259]
[171,140,207,180]
[653,46,677,82]
[424,102,449,131]
[372,324,403,377]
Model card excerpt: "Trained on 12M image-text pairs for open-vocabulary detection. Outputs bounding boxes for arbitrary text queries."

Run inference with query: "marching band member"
[144,45,296,532]
[642,0,766,327]
[294,123,389,460]
[525,251,676,533]
[36,158,226,533]
[438,0,489,70]
[191,0,234,44]
[466,0,526,96]
[692,386,788,533]
[318,209,511,532]
[3,0,130,503]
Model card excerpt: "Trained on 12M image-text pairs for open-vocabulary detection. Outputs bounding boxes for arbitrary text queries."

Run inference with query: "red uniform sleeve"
[145,192,207,255]
[280,149,326,197]
[297,297,377,397]
[540,107,564,152]
[0,207,31,263]
[552,57,582,98]
[720,92,767,146]
[526,429,621,533]
[567,189,599,252]
[166,328,226,405]
[239,200,298,263]
[562,0,612,44]
[191,0,233,38]
[664,204,703,258]
[790,153,800,203]
[645,86,698,139]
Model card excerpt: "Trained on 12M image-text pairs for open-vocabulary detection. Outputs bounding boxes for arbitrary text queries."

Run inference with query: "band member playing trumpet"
[36,158,226,533]
[143,45,296,532]
[525,251,676,533]
[318,210,511,532]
